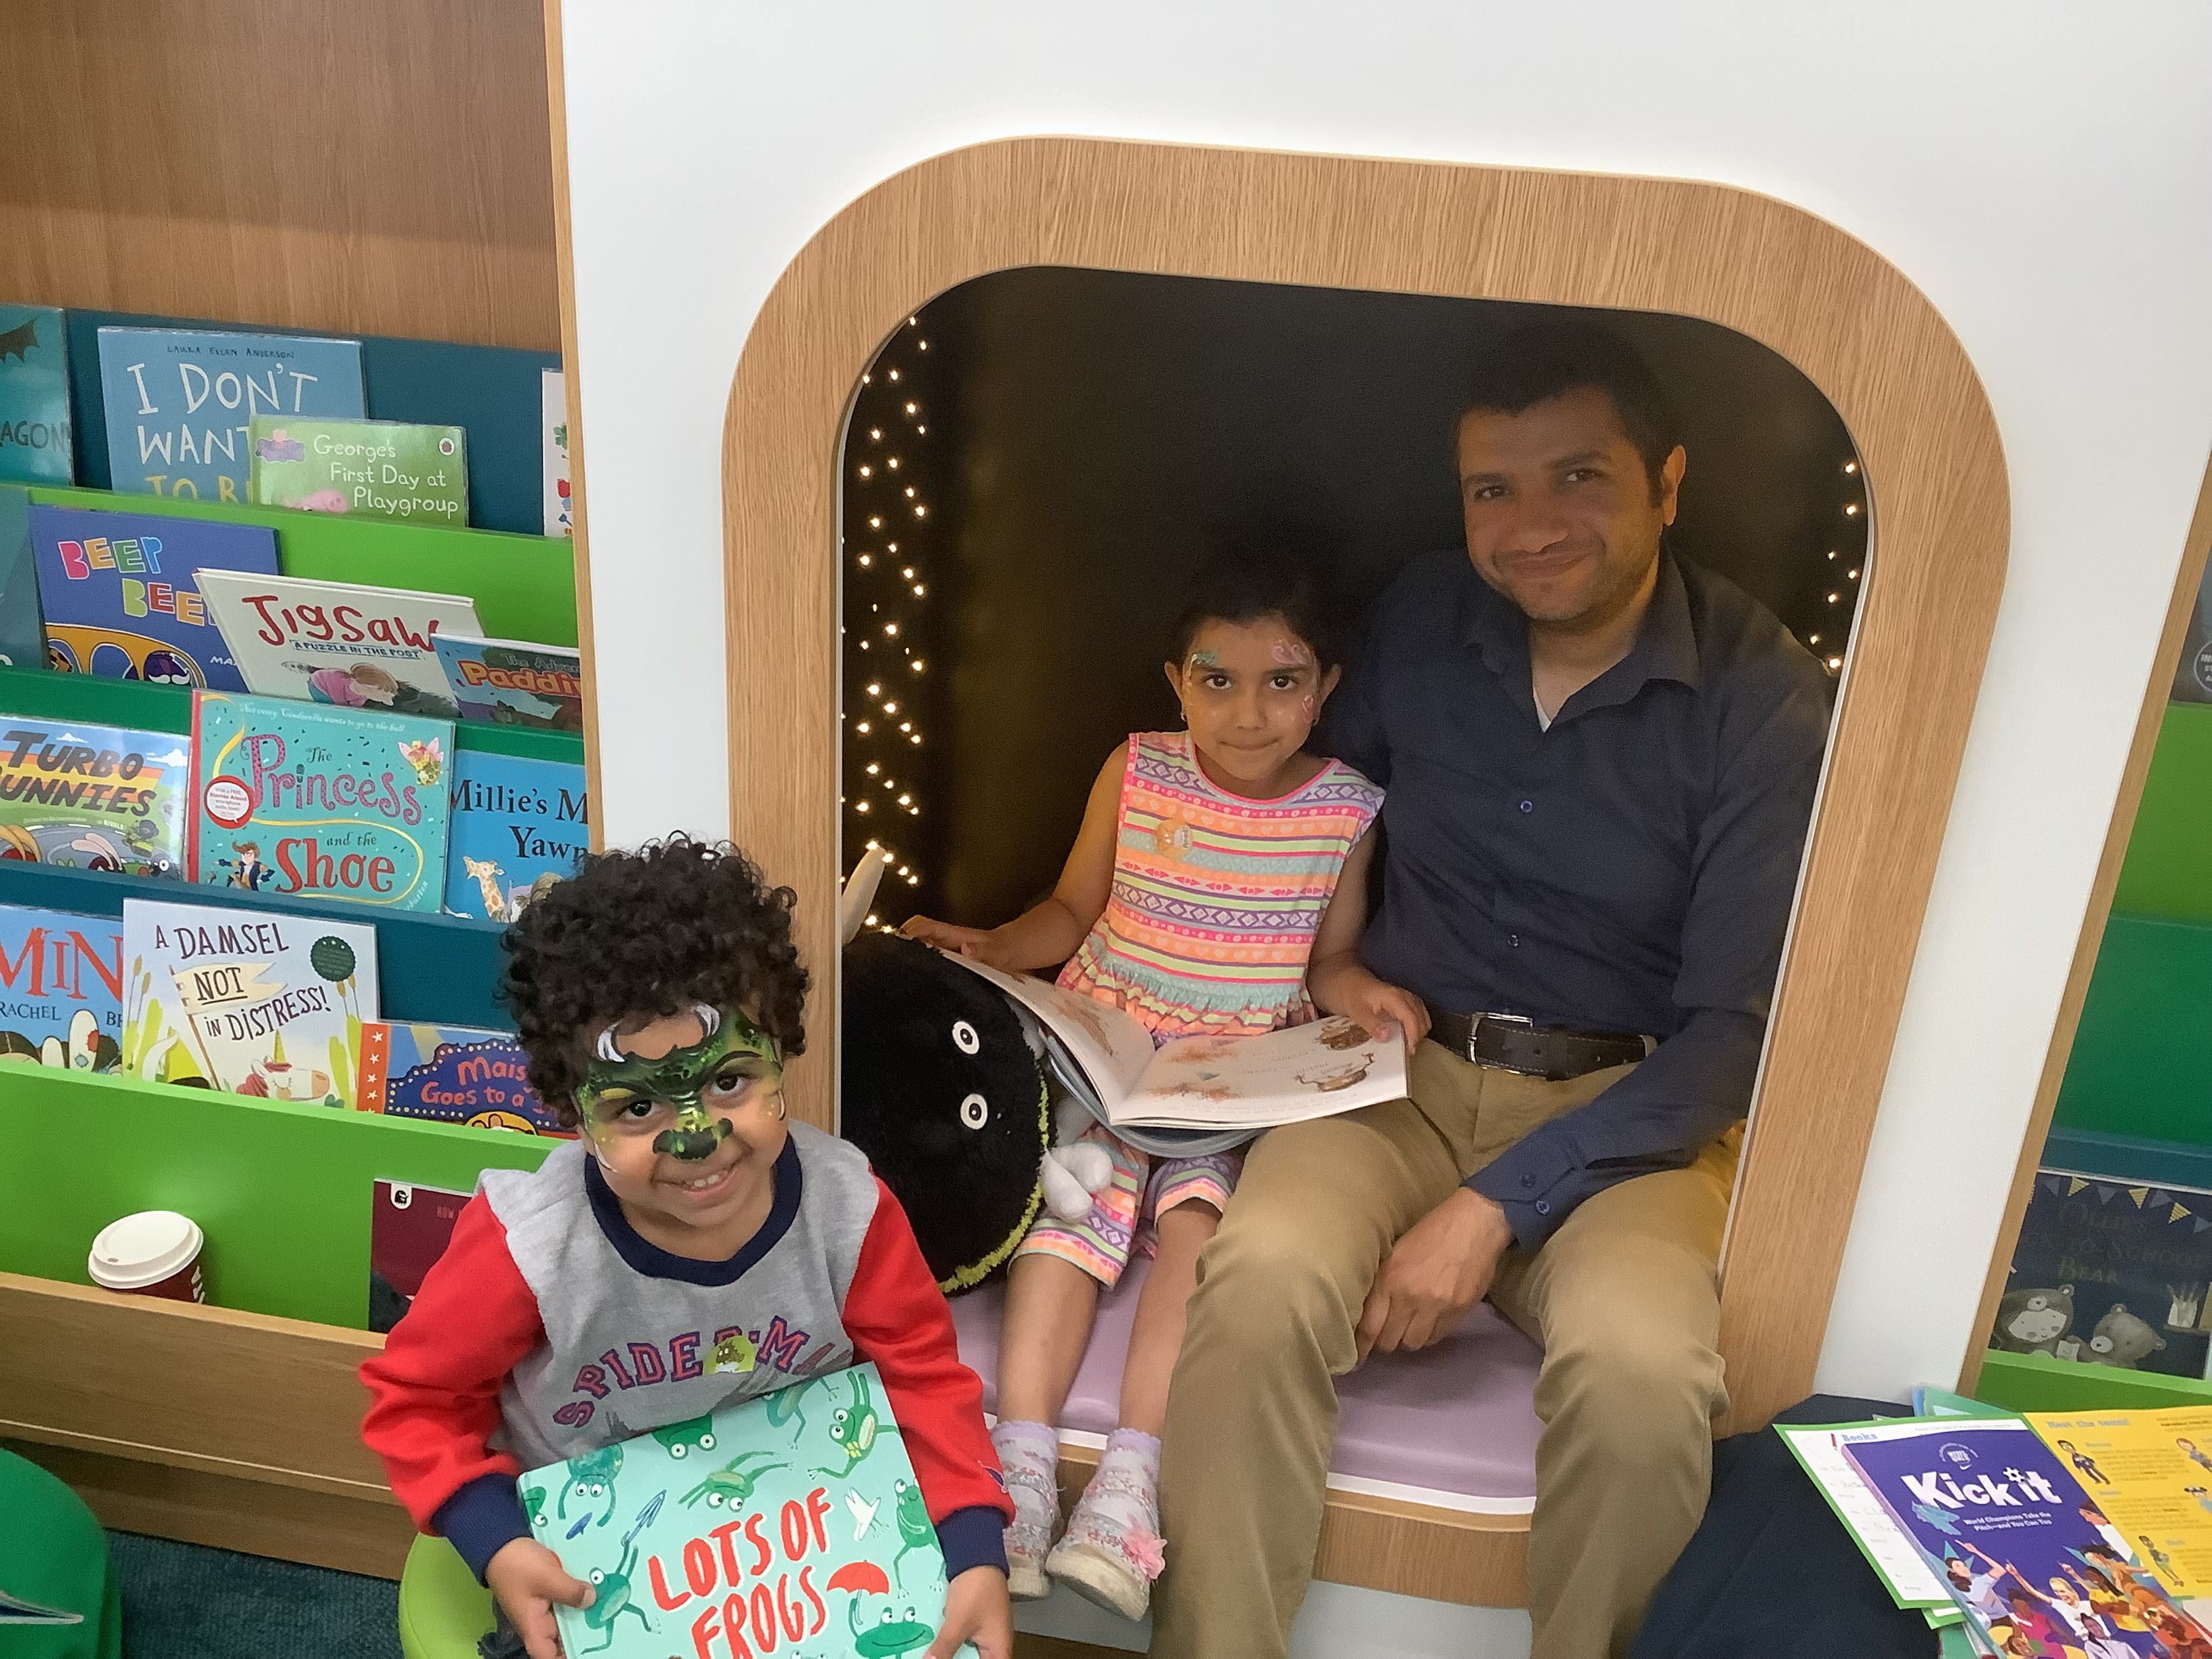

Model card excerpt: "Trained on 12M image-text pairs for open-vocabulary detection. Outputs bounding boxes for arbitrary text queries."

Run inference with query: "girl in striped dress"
[905,558,1424,1618]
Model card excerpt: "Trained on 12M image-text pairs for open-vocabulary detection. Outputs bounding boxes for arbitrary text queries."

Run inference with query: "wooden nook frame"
[722,136,2011,1607]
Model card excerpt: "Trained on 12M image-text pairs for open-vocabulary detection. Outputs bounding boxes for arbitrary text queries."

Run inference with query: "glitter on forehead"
[1186,648,1222,670]
[1269,637,1315,667]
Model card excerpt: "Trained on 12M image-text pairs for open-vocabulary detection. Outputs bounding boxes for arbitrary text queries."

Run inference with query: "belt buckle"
[1469,1011,1541,1075]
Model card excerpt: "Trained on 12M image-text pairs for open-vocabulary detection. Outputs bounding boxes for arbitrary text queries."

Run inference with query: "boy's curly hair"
[500,836,809,1123]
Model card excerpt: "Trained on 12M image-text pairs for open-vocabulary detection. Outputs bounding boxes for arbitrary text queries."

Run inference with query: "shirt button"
[1519,1175,1534,1188]
[1519,799,1534,813]
[1535,1201,1551,1216]
[1509,933,1521,947]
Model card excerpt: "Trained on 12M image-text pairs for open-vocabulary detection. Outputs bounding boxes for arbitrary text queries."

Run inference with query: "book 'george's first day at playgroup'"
[189,691,454,912]
[526,1364,977,1659]
[120,897,377,1101]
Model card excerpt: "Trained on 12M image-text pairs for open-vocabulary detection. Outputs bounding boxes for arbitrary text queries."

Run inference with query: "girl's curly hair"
[500,836,809,1122]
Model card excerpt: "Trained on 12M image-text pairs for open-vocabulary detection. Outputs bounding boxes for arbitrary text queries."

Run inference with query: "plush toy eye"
[951,1020,979,1054]
[960,1093,988,1129]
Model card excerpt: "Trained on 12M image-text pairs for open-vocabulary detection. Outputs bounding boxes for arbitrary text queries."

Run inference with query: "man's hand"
[485,1537,593,1659]
[927,1565,1012,1659]
[1357,1187,1515,1362]
[1339,976,1431,1057]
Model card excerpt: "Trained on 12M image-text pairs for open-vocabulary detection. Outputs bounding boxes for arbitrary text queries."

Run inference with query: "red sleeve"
[841,1178,1015,1531]
[359,1191,546,1531]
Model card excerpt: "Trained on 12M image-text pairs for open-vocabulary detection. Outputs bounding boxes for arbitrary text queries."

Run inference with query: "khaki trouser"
[1153,1040,1741,1659]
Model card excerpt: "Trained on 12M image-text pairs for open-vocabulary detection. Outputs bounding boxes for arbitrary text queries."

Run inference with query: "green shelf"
[2114,701,2212,924]
[2054,912,2212,1148]
[1976,1349,2212,1414]
[0,1065,552,1329]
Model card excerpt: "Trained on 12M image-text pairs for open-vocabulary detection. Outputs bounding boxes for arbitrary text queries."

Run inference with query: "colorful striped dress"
[1057,731,1385,1042]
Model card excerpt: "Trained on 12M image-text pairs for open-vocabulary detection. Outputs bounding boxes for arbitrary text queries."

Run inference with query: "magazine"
[2026,1408,2212,1594]
[197,569,477,718]
[945,951,1406,1132]
[1775,1421,1967,1624]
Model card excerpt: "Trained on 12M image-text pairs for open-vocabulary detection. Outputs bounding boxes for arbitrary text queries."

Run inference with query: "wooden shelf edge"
[0,1268,385,1349]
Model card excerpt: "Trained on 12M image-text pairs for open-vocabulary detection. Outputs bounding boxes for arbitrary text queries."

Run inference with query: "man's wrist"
[1445,1185,1513,1257]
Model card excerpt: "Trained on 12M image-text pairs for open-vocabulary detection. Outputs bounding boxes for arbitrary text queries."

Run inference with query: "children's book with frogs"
[524,1362,977,1659]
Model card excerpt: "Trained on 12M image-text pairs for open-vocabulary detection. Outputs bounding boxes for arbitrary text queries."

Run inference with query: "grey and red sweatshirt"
[360,1123,1011,1583]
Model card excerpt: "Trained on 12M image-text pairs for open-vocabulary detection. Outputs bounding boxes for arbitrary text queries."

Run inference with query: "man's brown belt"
[1422,1005,1653,1082]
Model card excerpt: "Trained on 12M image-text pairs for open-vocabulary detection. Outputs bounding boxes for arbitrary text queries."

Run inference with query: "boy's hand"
[486,1537,594,1659]
[926,1564,1012,1659]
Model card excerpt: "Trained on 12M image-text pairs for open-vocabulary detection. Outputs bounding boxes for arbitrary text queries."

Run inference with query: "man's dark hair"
[1166,551,1341,672]
[501,835,809,1120]
[1459,319,1681,498]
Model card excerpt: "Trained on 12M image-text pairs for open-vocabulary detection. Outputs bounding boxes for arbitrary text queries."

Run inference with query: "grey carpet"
[110,1533,402,1659]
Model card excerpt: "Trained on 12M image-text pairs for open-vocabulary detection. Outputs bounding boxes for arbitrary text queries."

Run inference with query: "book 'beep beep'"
[0,906,124,1073]
[247,416,468,525]
[188,691,454,912]
[120,897,378,1101]
[197,569,477,719]
[96,326,365,503]
[0,716,190,877]
[525,1364,976,1659]
[30,504,279,689]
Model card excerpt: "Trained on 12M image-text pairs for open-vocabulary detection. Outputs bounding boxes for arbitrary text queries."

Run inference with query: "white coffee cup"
[87,1211,206,1303]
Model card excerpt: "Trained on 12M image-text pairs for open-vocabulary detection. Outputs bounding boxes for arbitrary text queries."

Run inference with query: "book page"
[940,951,1156,1105]
[1112,1016,1409,1131]
[1776,1422,1958,1610]
[2027,1407,2212,1592]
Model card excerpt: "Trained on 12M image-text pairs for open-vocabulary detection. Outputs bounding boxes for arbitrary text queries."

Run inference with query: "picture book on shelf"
[1996,1163,2212,1379]
[444,749,587,922]
[188,691,454,912]
[542,367,571,537]
[1839,1416,2212,1656]
[525,1363,977,1659]
[0,485,44,668]
[432,634,583,729]
[357,1021,565,1136]
[0,906,124,1073]
[198,569,476,718]
[369,1178,473,1334]
[247,417,468,525]
[120,897,378,1101]
[96,326,365,502]
[948,952,1408,1134]
[30,503,279,689]
[0,304,73,485]
[0,715,190,876]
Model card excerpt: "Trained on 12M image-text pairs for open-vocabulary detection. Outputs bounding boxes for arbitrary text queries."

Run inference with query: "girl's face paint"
[1166,615,1342,798]
[575,1005,789,1242]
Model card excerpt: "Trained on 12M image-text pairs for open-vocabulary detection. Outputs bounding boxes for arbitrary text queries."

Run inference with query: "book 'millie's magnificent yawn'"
[525,1364,977,1659]
[0,304,74,485]
[120,897,378,1101]
[96,326,365,503]
[188,691,454,912]
[357,1021,565,1136]
[443,749,587,922]
[0,716,190,876]
[0,906,124,1073]
[30,503,279,689]
[247,417,468,525]
[197,569,476,718]
[431,634,584,730]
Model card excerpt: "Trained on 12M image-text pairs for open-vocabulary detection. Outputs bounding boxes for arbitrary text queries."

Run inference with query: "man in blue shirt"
[1154,322,1832,1659]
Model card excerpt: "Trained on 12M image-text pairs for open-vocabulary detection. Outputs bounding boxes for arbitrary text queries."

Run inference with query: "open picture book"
[943,951,1407,1132]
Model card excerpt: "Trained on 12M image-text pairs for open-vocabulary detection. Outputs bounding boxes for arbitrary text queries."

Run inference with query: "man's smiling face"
[1456,385,1685,634]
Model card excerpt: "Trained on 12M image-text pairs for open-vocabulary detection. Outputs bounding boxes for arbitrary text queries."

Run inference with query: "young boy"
[361,838,1013,1659]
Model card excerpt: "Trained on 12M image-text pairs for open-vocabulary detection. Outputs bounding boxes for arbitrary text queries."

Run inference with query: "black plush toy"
[841,928,1056,1292]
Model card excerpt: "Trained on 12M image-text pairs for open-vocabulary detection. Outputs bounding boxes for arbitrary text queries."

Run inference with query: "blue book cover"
[431,633,584,730]
[0,905,123,1072]
[31,503,279,689]
[358,1020,568,1136]
[1840,1418,2211,1655]
[443,749,588,921]
[526,1364,975,1659]
[0,484,43,667]
[96,326,363,504]
[0,305,74,485]
[189,690,453,912]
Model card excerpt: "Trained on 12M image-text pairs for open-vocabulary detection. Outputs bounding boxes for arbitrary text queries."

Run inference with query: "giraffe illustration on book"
[464,856,510,922]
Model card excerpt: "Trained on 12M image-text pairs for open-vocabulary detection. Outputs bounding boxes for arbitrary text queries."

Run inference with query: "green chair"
[0,1450,121,1659]
[397,1534,495,1659]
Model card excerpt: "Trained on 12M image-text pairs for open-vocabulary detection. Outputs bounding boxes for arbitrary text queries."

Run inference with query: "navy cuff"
[435,1473,532,1584]
[935,1504,1010,1581]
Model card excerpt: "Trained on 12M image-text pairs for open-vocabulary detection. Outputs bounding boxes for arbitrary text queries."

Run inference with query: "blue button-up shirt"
[1324,548,1832,1249]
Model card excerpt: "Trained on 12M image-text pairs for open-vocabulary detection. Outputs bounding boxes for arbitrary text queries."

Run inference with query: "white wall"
[559,0,2212,1589]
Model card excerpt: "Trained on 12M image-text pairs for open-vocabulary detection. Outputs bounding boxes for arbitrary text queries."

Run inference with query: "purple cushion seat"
[949,1254,1542,1512]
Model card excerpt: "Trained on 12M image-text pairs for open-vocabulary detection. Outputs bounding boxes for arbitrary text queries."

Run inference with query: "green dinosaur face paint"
[575,1004,781,1160]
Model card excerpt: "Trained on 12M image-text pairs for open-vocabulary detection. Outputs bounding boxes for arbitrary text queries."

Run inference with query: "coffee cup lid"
[88,1210,203,1290]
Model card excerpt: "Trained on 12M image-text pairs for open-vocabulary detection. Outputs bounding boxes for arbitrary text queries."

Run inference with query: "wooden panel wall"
[722,139,2012,1440]
[0,0,560,351]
